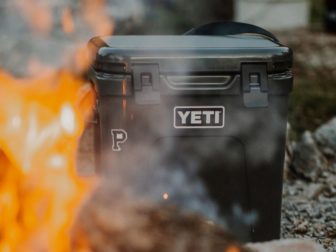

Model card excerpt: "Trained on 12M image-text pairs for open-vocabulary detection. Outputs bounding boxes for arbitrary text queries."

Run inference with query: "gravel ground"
[282,178,336,251]
[276,29,336,252]
[281,119,336,252]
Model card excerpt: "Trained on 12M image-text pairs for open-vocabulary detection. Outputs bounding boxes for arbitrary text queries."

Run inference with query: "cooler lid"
[89,35,292,73]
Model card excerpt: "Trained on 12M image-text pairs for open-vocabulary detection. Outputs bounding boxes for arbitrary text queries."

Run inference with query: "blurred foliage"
[288,78,336,139]
[282,27,336,139]
[310,0,325,29]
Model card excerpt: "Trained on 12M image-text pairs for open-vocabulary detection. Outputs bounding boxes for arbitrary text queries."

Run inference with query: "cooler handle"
[184,21,279,43]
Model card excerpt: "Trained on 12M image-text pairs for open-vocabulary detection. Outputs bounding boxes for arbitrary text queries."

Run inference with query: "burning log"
[72,183,251,252]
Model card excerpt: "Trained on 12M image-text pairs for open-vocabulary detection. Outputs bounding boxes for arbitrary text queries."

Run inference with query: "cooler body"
[89,35,293,242]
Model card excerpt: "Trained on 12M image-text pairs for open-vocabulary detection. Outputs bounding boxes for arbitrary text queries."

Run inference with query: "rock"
[326,174,336,185]
[306,206,322,218]
[330,163,336,174]
[291,131,328,181]
[304,183,328,200]
[323,185,336,198]
[246,239,325,252]
[294,221,309,234]
[314,117,336,158]
[327,229,336,239]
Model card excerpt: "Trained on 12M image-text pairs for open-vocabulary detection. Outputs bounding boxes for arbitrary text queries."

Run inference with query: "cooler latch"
[133,64,161,104]
[242,64,269,108]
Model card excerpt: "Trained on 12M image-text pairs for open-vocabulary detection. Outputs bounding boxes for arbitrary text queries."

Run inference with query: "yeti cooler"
[88,22,293,242]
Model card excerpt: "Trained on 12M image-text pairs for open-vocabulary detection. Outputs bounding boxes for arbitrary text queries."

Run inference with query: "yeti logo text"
[111,129,128,151]
[174,106,225,128]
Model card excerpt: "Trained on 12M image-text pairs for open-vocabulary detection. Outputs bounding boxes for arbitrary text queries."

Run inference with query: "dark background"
[114,0,234,34]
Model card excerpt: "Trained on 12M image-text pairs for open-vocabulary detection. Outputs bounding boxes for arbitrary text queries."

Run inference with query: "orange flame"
[81,0,115,35]
[0,0,114,250]
[226,245,241,252]
[0,70,96,252]
[13,0,53,35]
[62,7,75,35]
[71,45,94,74]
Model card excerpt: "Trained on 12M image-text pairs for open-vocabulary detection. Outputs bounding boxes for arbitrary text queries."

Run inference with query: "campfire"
[0,70,95,251]
[0,0,110,251]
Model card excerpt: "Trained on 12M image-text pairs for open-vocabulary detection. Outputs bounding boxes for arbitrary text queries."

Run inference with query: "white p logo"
[111,129,128,152]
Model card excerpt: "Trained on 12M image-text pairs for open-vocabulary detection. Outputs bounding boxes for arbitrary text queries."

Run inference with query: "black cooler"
[88,22,293,242]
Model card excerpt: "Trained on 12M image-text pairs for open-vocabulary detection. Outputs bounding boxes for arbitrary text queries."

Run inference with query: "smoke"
[0,0,145,76]
[105,0,145,20]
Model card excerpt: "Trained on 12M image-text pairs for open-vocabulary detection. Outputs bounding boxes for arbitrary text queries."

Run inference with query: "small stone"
[296,203,309,213]
[327,229,336,238]
[305,183,327,200]
[323,186,336,198]
[313,223,325,233]
[295,221,309,234]
[326,174,336,185]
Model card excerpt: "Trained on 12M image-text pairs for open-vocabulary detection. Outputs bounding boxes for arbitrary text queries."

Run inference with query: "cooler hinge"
[133,64,161,104]
[241,64,269,108]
